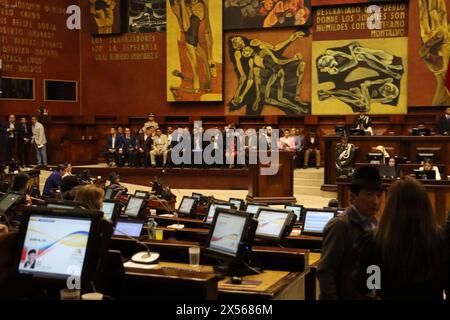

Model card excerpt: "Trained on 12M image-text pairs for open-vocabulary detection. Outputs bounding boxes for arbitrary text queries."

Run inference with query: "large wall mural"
[224,0,312,30]
[166,0,223,102]
[407,0,450,106]
[225,28,312,115]
[312,2,408,115]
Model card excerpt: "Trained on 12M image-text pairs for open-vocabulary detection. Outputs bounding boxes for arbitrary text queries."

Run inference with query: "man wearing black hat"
[107,172,127,195]
[143,113,159,132]
[317,166,383,300]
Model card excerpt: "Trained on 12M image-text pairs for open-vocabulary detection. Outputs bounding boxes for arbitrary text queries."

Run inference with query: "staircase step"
[294,178,323,188]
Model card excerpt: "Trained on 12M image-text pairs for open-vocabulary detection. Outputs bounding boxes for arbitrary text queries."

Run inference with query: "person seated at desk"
[353,112,373,136]
[418,159,441,180]
[107,172,128,196]
[437,107,450,135]
[43,164,67,198]
[75,184,104,211]
[380,157,401,179]
[103,127,123,168]
[60,175,82,200]
[11,172,32,206]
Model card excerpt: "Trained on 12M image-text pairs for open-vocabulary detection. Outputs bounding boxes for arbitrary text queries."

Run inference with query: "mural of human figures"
[224,0,311,30]
[418,0,450,105]
[227,30,311,115]
[89,0,122,35]
[128,0,166,32]
[312,38,408,115]
[166,0,222,102]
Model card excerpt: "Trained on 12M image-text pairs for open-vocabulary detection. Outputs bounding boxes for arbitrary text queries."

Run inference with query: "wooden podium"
[246,151,297,204]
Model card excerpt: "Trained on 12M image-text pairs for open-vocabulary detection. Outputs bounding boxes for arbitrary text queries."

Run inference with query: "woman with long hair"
[355,176,448,299]
[75,184,104,211]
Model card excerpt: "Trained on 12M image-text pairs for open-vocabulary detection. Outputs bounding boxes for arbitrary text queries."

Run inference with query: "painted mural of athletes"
[228,30,310,115]
[314,41,405,114]
[224,0,311,30]
[418,0,450,105]
[166,0,222,102]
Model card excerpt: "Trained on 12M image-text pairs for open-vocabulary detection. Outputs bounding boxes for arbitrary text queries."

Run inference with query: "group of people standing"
[0,115,47,169]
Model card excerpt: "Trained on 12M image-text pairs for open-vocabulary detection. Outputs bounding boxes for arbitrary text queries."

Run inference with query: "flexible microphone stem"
[149,195,184,229]
[106,219,160,264]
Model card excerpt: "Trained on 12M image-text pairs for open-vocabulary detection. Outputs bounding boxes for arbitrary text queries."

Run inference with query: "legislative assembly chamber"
[0,0,449,303]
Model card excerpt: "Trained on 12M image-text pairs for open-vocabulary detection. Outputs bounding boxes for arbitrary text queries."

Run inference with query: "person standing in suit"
[17,117,32,168]
[438,107,450,135]
[150,128,169,167]
[31,116,48,168]
[103,127,123,167]
[3,115,18,164]
[121,128,136,167]
[304,128,321,169]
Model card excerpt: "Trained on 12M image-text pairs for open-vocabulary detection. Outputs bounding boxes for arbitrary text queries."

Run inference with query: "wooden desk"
[323,135,450,191]
[337,177,450,224]
[152,225,323,249]
[124,261,308,300]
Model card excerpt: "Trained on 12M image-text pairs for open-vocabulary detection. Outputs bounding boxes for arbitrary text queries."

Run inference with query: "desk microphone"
[105,219,160,264]
[149,195,185,229]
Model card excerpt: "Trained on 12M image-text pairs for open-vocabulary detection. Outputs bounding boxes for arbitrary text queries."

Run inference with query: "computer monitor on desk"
[124,196,147,220]
[412,128,431,136]
[46,199,80,210]
[205,202,235,224]
[301,209,336,236]
[15,207,104,289]
[134,190,150,199]
[0,192,23,229]
[254,208,296,242]
[229,198,244,211]
[176,196,197,217]
[113,220,145,239]
[284,204,304,222]
[245,203,269,216]
[101,200,121,223]
[349,129,365,136]
[367,153,384,164]
[413,169,436,180]
[205,209,258,276]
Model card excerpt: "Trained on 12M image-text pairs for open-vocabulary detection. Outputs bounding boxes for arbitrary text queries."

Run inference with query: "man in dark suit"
[120,128,135,167]
[17,117,32,168]
[304,128,321,169]
[2,115,18,165]
[136,127,153,167]
[438,107,450,135]
[103,127,123,167]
